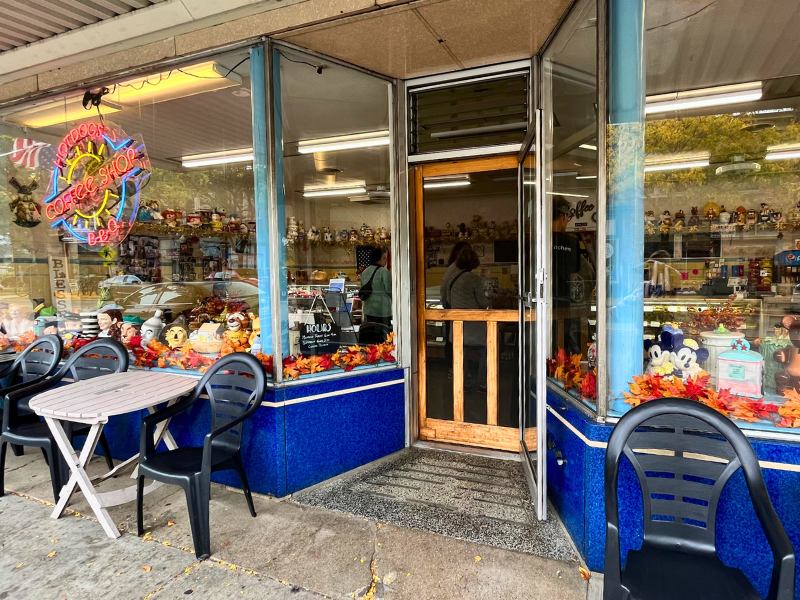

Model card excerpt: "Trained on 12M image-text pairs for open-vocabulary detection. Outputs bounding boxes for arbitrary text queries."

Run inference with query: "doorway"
[413,155,533,452]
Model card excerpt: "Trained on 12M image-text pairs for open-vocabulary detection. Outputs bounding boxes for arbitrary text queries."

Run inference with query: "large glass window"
[275,47,395,380]
[611,0,800,431]
[542,0,599,408]
[0,49,259,373]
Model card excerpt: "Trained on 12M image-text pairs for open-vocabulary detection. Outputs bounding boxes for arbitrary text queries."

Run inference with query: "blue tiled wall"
[102,368,407,498]
[546,389,800,598]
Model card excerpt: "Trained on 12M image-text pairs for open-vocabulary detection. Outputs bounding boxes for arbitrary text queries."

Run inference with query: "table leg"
[45,418,120,539]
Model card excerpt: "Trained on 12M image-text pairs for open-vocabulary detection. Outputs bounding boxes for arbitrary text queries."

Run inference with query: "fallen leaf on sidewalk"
[46,551,57,559]
[579,566,591,581]
[15,563,24,569]
[142,565,152,573]
[167,520,176,527]
[474,555,481,563]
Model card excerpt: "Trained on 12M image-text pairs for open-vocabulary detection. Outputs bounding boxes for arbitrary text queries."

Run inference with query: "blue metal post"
[607,0,646,410]
[271,47,290,355]
[249,45,273,355]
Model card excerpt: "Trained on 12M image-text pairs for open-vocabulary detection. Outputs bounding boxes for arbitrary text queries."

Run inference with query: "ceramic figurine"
[120,321,140,347]
[336,229,349,243]
[163,210,179,228]
[674,209,685,225]
[719,206,730,225]
[248,314,261,354]
[644,332,675,376]
[670,337,709,381]
[211,212,223,231]
[660,210,672,232]
[349,228,359,243]
[687,206,701,227]
[162,319,189,350]
[789,201,800,229]
[225,312,250,345]
[718,339,763,398]
[308,226,320,242]
[287,217,299,242]
[8,177,42,228]
[587,334,597,370]
[673,219,684,234]
[297,221,306,242]
[140,310,165,349]
[736,207,747,226]
[97,304,123,341]
[360,223,373,241]
[186,213,202,228]
[323,226,334,243]
[705,206,718,223]
[773,315,800,393]
[759,202,771,224]
[377,226,389,242]
[488,221,497,238]
[457,223,469,239]
[444,222,455,238]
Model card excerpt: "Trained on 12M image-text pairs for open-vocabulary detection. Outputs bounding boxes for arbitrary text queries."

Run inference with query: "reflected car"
[119,281,259,322]
[99,274,144,299]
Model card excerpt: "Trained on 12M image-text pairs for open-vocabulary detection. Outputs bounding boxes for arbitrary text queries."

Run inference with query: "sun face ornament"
[42,122,150,249]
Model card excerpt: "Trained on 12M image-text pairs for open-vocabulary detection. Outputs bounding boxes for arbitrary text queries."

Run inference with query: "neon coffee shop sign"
[43,121,150,247]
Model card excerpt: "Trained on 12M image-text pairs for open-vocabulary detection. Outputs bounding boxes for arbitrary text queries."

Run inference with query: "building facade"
[1,0,799,594]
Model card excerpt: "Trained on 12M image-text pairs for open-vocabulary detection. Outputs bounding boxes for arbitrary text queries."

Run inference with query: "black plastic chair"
[0,335,63,456]
[604,398,795,600]
[1,339,129,502]
[136,352,266,559]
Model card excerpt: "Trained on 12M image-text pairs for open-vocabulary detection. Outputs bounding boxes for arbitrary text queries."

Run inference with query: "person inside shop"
[552,195,582,355]
[449,246,489,392]
[440,241,472,308]
[360,246,392,331]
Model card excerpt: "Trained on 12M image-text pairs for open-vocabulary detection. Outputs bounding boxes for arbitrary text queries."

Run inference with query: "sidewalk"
[0,450,588,599]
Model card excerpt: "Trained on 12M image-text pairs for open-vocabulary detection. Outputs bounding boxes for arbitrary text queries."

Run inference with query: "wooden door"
[414,156,534,451]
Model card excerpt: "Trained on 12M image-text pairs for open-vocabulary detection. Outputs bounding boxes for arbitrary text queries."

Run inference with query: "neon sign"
[42,121,150,248]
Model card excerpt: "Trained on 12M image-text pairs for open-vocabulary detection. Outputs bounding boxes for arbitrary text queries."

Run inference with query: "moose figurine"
[8,176,41,227]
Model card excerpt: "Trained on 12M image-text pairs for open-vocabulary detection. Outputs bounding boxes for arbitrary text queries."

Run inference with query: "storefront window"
[610,1,800,431]
[542,0,599,407]
[0,49,260,374]
[274,47,395,380]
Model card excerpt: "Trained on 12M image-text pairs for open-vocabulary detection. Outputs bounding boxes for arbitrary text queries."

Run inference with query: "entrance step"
[293,447,578,564]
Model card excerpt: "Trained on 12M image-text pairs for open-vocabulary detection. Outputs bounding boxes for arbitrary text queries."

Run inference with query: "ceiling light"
[576,175,597,179]
[645,81,762,115]
[644,152,710,173]
[7,97,121,129]
[546,192,589,198]
[579,143,597,151]
[765,143,800,161]
[182,148,253,168]
[298,130,390,154]
[523,180,536,186]
[303,186,367,198]
[424,180,471,189]
[112,61,242,105]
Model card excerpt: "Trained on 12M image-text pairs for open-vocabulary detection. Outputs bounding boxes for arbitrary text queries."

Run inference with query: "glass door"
[415,156,522,451]
[519,112,547,519]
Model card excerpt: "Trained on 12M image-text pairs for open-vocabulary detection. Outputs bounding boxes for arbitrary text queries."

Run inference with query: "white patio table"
[28,370,197,539]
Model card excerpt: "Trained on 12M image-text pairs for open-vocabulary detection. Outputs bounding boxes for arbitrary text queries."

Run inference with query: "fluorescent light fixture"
[644,152,710,173]
[576,175,597,179]
[182,148,253,168]
[646,81,762,115]
[579,143,597,151]
[424,180,471,189]
[523,180,536,186]
[303,186,367,198]
[546,192,589,198]
[424,174,470,189]
[298,130,390,154]
[765,143,800,161]
[113,61,242,105]
[7,97,121,129]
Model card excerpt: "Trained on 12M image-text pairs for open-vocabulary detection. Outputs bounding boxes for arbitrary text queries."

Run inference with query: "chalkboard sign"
[299,322,341,355]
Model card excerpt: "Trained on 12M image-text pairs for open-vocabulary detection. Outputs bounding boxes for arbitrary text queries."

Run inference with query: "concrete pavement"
[0,451,588,599]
